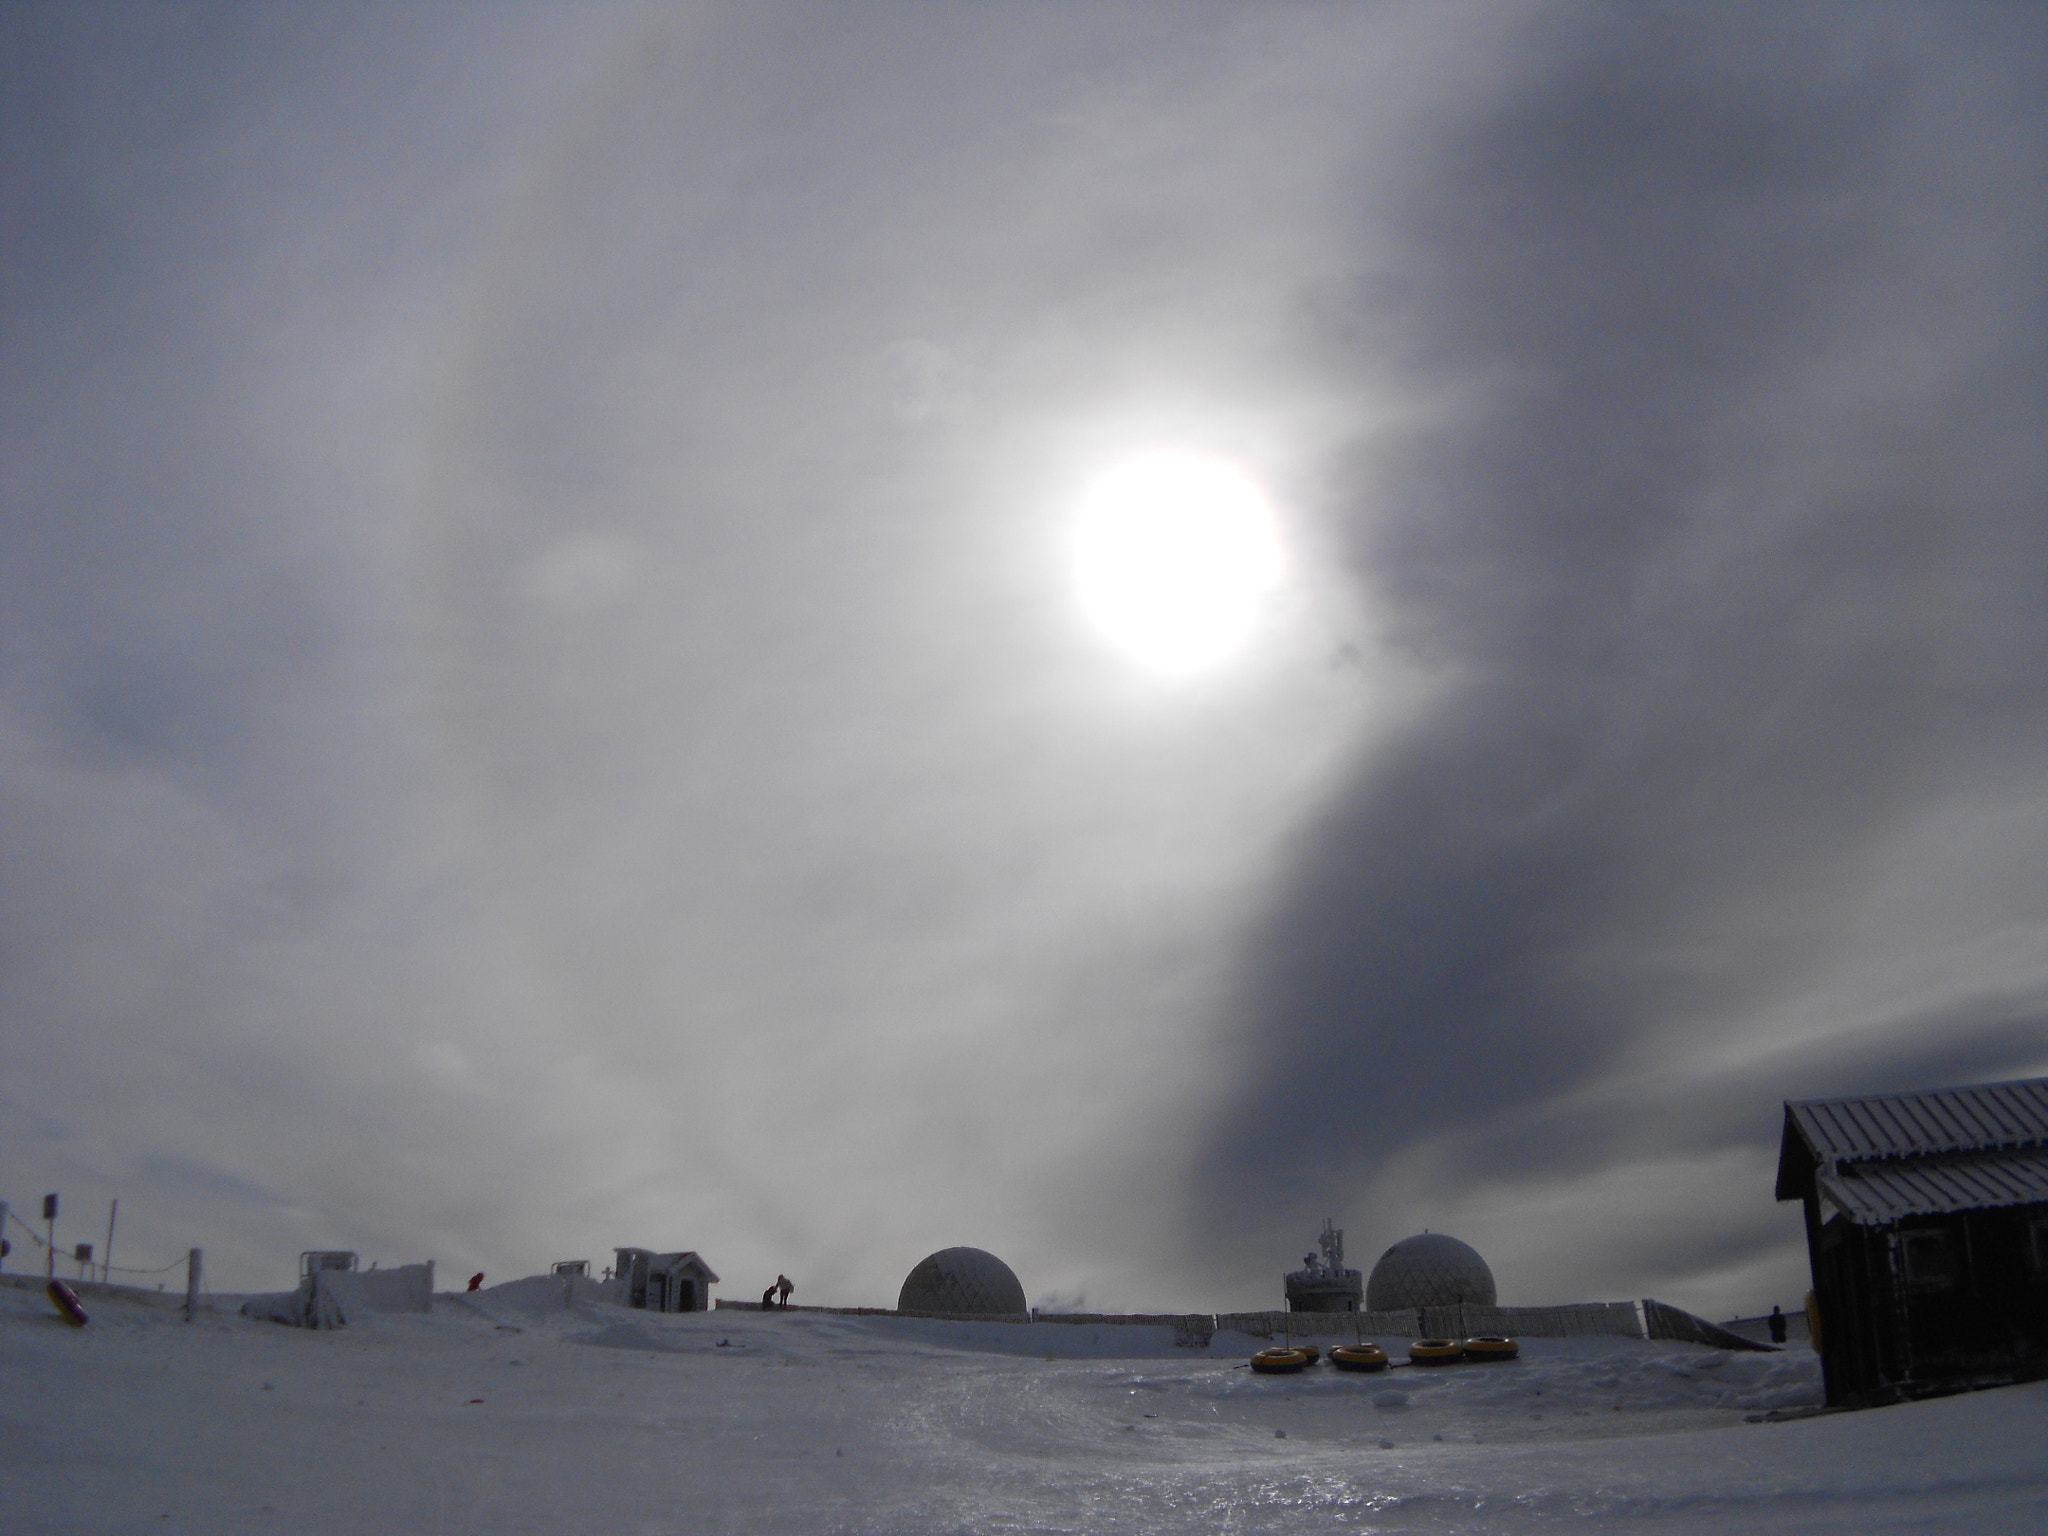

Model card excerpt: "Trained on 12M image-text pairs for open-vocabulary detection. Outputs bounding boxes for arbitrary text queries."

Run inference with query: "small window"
[1901,1228,1956,1292]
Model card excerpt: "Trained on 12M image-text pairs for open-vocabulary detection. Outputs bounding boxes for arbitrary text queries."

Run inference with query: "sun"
[1072,451,1284,672]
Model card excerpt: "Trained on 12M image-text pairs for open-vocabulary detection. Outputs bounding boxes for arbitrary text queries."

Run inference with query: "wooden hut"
[1775,1076,2048,1407]
[612,1248,718,1312]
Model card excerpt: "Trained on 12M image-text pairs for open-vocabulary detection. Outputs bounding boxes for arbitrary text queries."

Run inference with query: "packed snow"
[5,1276,2045,1533]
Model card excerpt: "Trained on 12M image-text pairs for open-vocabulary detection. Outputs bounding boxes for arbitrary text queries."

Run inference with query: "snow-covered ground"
[5,1277,2045,1534]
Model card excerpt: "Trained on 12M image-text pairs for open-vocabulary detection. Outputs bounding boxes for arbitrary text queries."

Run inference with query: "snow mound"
[6,1283,2043,1535]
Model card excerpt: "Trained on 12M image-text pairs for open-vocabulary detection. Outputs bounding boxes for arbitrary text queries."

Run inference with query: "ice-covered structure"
[1365,1232,1497,1310]
[241,1252,435,1329]
[897,1247,1027,1316]
[1284,1218,1364,1312]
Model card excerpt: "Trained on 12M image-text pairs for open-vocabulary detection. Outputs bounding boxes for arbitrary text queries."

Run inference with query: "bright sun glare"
[1073,451,1284,673]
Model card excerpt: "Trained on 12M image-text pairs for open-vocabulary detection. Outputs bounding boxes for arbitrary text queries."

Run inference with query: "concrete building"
[1284,1219,1364,1312]
[613,1248,718,1312]
[1777,1076,2048,1407]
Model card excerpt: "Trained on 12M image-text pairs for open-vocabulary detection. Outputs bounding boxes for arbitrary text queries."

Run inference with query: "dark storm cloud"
[1200,7,2048,1241]
[1444,985,2048,1193]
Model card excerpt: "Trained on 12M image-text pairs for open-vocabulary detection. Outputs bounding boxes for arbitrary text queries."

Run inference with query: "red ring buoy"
[1250,1346,1310,1374]
[47,1279,89,1328]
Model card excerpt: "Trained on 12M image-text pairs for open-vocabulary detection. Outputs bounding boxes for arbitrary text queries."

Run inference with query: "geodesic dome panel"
[1365,1233,1497,1310]
[897,1247,1027,1315]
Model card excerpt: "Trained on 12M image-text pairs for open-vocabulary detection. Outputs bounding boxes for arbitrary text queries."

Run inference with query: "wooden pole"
[103,1200,118,1285]
[185,1248,202,1322]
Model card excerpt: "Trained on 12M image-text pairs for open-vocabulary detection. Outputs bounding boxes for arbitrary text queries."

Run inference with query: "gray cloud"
[3,4,2042,1319]
[1195,5,2048,1303]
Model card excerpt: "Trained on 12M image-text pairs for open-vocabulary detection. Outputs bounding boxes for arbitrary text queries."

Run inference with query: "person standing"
[1768,1304,1787,1344]
[776,1274,794,1309]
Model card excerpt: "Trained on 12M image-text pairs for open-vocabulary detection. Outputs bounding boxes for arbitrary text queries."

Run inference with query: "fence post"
[185,1248,203,1322]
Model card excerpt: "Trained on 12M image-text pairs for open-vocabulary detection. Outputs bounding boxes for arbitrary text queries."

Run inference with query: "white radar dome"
[1365,1233,1497,1311]
[896,1247,1027,1316]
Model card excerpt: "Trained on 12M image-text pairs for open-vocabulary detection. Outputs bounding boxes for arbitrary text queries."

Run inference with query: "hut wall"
[1812,1201,2048,1406]
[1897,1206,2048,1392]
[1811,1211,1898,1405]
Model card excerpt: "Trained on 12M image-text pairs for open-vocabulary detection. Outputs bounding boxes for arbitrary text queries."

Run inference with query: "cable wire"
[3,1207,186,1273]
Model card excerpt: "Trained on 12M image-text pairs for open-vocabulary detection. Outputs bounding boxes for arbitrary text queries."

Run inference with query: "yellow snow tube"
[1408,1338,1463,1365]
[1330,1343,1389,1372]
[1463,1335,1519,1362]
[1250,1346,1310,1374]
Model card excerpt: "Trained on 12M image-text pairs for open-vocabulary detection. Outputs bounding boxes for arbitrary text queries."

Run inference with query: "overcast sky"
[4,2,2044,1316]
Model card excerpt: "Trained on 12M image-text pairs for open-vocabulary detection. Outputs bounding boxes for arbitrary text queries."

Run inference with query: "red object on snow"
[47,1278,89,1328]
[467,1273,485,1292]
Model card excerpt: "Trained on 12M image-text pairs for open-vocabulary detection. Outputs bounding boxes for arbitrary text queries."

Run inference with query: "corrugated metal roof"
[1787,1077,2048,1163]
[1818,1148,2048,1224]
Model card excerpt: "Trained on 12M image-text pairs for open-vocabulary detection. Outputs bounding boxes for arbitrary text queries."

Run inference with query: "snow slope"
[4,1277,2044,1534]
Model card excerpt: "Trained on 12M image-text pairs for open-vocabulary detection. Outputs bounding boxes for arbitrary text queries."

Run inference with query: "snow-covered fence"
[891,1307,1033,1323]
[1030,1312,1218,1347]
[1215,1302,1647,1341]
[1217,1309,1424,1340]
[1426,1302,1645,1339]
[468,1271,621,1311]
[704,1297,1711,1347]
[1641,1297,1777,1352]
[1719,1309,1810,1345]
